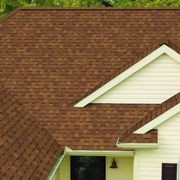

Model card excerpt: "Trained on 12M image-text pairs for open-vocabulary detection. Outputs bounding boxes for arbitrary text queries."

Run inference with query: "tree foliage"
[0,0,180,18]
[113,0,180,7]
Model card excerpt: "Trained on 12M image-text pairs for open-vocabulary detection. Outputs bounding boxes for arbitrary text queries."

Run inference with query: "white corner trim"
[74,44,180,107]
[134,103,180,134]
[116,143,159,149]
[47,147,69,180]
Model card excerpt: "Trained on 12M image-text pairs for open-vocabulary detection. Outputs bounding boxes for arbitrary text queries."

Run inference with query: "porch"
[50,148,134,180]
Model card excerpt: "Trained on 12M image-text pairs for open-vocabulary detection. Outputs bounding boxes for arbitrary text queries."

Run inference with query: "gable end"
[75,45,180,107]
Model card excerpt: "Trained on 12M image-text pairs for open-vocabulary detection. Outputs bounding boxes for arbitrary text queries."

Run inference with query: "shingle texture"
[120,93,180,143]
[0,86,62,179]
[0,8,179,152]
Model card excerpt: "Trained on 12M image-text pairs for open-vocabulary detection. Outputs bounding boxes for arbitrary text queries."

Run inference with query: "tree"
[113,0,180,7]
[0,0,180,18]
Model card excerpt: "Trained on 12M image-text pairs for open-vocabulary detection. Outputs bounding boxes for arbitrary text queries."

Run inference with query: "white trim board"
[178,159,180,180]
[116,143,158,149]
[47,150,67,180]
[134,103,180,134]
[74,44,180,107]
[65,147,134,157]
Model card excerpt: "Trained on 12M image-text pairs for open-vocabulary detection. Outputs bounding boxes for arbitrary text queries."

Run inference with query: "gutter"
[116,142,158,149]
[46,147,68,180]
[116,137,158,149]
[65,147,134,157]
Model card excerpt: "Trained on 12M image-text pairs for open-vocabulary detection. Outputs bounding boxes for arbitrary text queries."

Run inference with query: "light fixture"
[110,158,118,169]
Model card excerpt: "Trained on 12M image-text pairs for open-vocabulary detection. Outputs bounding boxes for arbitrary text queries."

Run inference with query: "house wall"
[93,54,180,104]
[134,112,180,180]
[52,156,133,180]
[52,156,70,180]
[106,157,133,180]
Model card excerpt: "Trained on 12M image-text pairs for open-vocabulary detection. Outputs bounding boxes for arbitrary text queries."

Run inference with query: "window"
[71,156,106,180]
[162,163,177,180]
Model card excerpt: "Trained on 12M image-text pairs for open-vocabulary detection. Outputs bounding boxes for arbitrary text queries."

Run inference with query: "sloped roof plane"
[0,8,179,151]
[74,44,180,107]
[0,86,62,179]
[118,92,180,147]
[0,7,179,178]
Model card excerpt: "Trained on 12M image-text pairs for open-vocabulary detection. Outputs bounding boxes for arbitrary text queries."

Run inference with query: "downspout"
[46,147,68,180]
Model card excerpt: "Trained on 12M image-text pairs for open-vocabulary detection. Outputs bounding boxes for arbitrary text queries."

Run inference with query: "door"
[71,156,106,180]
[162,163,177,180]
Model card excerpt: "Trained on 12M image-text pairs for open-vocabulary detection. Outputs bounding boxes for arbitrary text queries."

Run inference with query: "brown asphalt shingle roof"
[120,92,180,143]
[0,86,62,179]
[0,8,179,151]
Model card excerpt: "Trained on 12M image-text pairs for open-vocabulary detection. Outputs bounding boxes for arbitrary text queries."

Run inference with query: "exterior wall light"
[110,158,118,168]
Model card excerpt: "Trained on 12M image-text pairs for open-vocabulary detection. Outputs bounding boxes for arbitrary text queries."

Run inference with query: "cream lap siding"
[92,54,180,104]
[52,156,133,180]
[134,112,180,180]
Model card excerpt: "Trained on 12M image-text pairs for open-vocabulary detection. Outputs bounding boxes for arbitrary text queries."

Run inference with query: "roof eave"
[116,143,159,149]
[65,147,134,157]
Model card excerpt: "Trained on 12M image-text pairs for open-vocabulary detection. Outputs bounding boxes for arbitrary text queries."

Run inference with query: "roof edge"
[116,142,158,149]
[0,8,21,24]
[134,103,180,134]
[46,150,66,180]
[1,7,179,25]
[12,7,180,11]
[74,44,180,107]
[120,92,180,141]
[65,148,134,156]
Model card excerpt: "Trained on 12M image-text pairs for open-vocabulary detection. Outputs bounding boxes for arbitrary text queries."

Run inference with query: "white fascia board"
[65,147,134,157]
[116,143,158,149]
[134,103,180,134]
[74,45,180,107]
[47,148,68,180]
[163,45,180,63]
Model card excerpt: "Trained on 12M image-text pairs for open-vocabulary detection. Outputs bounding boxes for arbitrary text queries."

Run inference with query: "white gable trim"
[134,103,180,134]
[74,45,180,107]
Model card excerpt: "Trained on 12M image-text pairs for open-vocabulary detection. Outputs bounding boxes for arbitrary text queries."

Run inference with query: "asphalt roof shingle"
[0,86,62,179]
[0,8,179,151]
[120,92,180,144]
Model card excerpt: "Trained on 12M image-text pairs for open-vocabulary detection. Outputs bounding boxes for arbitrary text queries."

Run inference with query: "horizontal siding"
[93,54,180,104]
[106,157,133,180]
[52,156,133,180]
[135,112,180,180]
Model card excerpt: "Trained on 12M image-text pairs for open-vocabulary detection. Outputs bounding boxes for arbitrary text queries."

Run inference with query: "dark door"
[162,163,177,180]
[71,156,106,180]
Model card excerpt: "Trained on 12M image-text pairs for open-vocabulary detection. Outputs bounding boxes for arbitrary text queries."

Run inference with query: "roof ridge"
[120,92,180,141]
[1,7,179,28]
[19,7,180,10]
